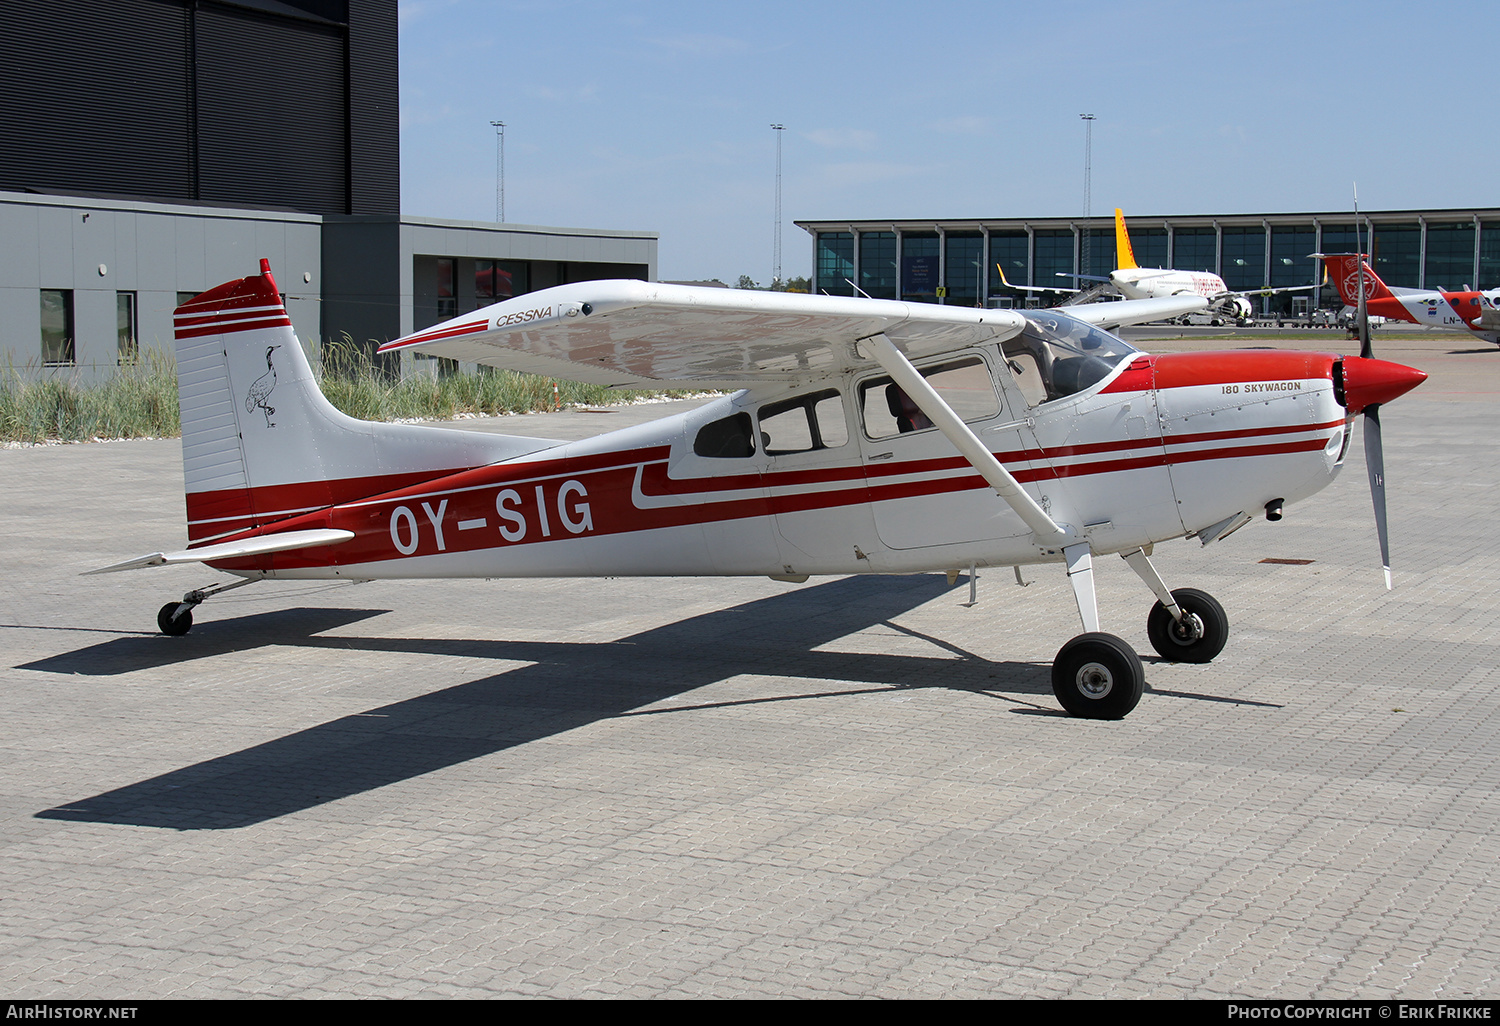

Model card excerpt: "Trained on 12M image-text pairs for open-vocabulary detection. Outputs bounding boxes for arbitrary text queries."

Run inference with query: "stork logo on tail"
[246,345,279,427]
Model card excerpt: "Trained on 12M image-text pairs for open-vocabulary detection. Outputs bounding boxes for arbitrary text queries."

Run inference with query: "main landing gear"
[155,577,258,636]
[1050,544,1228,719]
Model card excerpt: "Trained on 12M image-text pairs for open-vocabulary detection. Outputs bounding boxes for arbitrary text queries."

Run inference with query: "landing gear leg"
[1121,547,1228,663]
[1052,543,1146,719]
[155,577,258,636]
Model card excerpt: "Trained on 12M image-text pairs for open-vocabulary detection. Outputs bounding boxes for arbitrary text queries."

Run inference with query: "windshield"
[1001,311,1140,406]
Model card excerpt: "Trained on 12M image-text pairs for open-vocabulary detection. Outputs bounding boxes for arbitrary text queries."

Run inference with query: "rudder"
[174,260,561,545]
[1314,253,1394,306]
[1114,209,1138,270]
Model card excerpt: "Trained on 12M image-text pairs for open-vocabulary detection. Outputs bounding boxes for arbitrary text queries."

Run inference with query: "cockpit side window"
[693,412,755,458]
[1000,312,1139,407]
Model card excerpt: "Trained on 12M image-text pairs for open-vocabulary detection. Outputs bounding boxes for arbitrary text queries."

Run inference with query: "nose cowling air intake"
[1337,356,1428,413]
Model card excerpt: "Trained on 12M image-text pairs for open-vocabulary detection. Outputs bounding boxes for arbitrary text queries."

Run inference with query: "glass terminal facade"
[798,208,1500,316]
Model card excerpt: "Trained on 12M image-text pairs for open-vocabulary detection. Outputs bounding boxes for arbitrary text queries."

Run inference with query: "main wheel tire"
[1146,588,1228,664]
[1052,632,1145,719]
[157,602,193,636]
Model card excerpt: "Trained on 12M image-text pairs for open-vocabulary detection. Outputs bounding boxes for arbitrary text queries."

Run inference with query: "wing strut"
[859,333,1070,546]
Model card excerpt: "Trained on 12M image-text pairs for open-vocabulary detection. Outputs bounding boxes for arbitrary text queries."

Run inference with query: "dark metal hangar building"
[1,0,656,377]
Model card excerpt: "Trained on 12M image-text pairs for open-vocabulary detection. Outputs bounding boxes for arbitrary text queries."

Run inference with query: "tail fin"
[1114,209,1138,270]
[174,260,559,545]
[1312,253,1394,306]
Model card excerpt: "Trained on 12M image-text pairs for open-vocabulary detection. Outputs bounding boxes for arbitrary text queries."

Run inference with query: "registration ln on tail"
[89,261,1426,719]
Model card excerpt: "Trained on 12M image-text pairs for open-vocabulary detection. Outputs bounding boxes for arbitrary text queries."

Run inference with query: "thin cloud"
[802,128,879,151]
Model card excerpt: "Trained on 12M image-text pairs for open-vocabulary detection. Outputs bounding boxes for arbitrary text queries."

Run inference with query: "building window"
[1424,222,1476,290]
[1220,227,1265,292]
[437,258,457,319]
[476,259,528,308]
[944,232,983,307]
[177,291,201,308]
[1173,227,1217,274]
[117,292,138,363]
[1480,223,1500,289]
[1371,224,1420,286]
[1130,227,1168,269]
[40,290,74,366]
[900,231,939,303]
[1079,224,1115,279]
[988,230,1028,295]
[1032,229,1074,290]
[815,233,854,297]
[858,232,897,299]
[1268,227,1317,316]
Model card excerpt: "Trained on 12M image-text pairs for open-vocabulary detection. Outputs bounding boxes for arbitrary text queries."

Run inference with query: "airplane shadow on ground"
[30,575,1072,831]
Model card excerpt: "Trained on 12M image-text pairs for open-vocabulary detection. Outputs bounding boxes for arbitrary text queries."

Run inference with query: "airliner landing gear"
[155,577,258,636]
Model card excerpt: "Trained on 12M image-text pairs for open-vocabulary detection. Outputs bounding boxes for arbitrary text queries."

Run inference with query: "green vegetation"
[1,340,698,445]
[736,275,811,293]
[316,338,694,422]
[1,351,179,445]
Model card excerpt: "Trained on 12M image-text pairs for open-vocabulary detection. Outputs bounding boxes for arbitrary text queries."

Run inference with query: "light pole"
[490,120,506,222]
[1080,114,1095,277]
[771,124,785,287]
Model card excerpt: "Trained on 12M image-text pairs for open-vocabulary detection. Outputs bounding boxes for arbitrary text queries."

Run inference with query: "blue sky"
[399,0,1492,285]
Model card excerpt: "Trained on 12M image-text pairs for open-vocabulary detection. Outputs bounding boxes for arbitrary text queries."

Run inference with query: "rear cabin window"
[858,356,999,440]
[693,412,755,458]
[757,389,848,456]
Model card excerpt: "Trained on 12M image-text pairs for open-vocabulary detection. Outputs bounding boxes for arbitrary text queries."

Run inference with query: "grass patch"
[317,338,696,422]
[1,351,180,444]
[1,341,703,445]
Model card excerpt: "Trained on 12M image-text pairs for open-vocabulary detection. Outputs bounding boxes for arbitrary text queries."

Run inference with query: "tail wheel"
[1146,588,1227,663]
[1052,632,1145,719]
[157,603,193,636]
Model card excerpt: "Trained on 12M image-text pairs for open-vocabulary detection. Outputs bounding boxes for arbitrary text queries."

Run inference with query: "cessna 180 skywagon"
[1316,252,1500,347]
[90,261,1426,719]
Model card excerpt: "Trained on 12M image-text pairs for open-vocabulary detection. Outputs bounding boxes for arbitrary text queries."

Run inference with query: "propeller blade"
[1363,404,1391,589]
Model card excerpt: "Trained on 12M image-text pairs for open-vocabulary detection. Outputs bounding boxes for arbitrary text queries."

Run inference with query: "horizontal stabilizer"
[84,529,355,575]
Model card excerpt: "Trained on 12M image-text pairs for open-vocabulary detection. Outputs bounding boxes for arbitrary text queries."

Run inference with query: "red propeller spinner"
[1338,356,1427,413]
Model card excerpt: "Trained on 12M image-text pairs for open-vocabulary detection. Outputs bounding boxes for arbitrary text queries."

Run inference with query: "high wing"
[1064,294,1208,330]
[379,280,1029,390]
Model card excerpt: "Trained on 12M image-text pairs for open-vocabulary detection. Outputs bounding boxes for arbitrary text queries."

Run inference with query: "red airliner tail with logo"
[1314,253,1396,307]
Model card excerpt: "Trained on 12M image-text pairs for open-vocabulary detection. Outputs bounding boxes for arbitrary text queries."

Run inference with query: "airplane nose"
[1338,356,1427,413]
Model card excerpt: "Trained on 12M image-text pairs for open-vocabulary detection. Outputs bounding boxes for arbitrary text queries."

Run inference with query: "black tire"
[1051,632,1145,719]
[157,602,193,636]
[1146,588,1228,664]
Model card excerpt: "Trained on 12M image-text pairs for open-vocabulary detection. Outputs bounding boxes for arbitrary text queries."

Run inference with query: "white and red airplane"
[89,260,1426,720]
[1001,209,1317,323]
[1315,252,1500,346]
